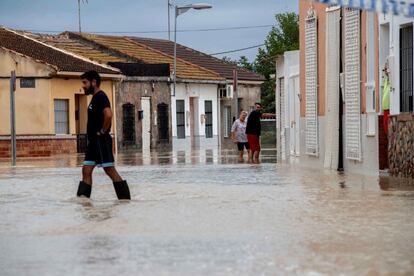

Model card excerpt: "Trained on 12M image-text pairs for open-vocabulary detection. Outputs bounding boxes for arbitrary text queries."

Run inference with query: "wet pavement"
[0,149,414,275]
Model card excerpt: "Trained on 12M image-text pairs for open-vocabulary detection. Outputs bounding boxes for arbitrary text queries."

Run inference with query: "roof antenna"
[78,0,88,33]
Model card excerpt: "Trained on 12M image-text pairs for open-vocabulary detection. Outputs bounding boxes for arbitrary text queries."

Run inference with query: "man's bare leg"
[103,166,123,182]
[104,166,131,200]
[77,165,95,198]
[82,165,95,185]
[253,150,261,164]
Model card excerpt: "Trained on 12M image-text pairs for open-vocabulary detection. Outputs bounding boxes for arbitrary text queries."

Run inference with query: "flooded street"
[0,149,413,275]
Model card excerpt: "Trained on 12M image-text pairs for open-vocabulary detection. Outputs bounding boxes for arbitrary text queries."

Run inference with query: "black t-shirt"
[87,91,111,140]
[246,110,262,136]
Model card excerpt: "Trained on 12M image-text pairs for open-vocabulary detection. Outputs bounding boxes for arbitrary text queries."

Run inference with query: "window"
[400,24,413,113]
[176,100,185,139]
[205,101,213,138]
[54,99,69,134]
[20,78,35,88]
[122,103,135,144]
[223,106,231,138]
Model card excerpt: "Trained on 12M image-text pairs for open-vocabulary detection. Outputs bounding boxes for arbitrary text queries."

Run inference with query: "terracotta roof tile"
[67,32,223,81]
[129,37,265,81]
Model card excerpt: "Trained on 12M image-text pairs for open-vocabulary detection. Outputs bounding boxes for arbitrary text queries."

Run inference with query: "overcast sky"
[0,0,298,61]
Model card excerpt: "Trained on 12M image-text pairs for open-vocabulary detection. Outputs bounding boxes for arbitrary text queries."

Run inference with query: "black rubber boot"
[77,181,92,198]
[113,180,131,200]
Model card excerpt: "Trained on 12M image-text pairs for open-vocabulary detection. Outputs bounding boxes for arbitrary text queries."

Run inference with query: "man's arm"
[101,107,112,133]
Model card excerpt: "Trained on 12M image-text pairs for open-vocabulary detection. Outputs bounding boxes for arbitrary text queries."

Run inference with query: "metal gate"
[205,101,213,138]
[157,103,169,142]
[400,25,413,113]
[122,103,135,145]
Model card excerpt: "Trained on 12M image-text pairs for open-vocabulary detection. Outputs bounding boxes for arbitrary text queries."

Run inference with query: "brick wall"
[0,136,77,158]
[378,115,389,170]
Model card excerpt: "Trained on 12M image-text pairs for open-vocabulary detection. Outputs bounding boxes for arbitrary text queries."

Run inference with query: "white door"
[294,77,300,156]
[289,76,300,156]
[141,97,151,151]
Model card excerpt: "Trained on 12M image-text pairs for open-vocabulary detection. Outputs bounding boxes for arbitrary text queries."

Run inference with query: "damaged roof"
[0,28,119,75]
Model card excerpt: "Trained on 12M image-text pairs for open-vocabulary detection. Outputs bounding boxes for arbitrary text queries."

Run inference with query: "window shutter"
[324,6,341,169]
[305,8,319,156]
[344,8,362,161]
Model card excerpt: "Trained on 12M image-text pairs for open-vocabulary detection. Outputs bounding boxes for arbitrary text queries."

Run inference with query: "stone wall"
[388,114,414,177]
[115,78,172,151]
[0,136,77,158]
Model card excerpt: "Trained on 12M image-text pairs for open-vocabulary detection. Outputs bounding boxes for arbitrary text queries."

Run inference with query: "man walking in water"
[246,103,262,164]
[76,71,131,200]
[231,110,251,162]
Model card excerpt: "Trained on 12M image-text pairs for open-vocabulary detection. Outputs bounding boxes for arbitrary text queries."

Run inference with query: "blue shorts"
[83,135,115,168]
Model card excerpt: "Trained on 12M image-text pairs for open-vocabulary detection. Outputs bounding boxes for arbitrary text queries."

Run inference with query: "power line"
[21,24,274,35]
[210,44,265,56]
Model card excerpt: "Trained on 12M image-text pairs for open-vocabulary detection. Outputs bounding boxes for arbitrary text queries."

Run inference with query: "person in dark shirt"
[246,103,262,164]
[76,71,130,200]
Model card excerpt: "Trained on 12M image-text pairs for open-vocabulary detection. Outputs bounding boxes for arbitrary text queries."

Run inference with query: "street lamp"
[173,3,212,97]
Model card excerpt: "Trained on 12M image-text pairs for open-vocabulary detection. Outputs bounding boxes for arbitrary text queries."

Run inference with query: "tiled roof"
[0,28,119,75]
[22,32,135,64]
[66,32,223,81]
[128,37,265,82]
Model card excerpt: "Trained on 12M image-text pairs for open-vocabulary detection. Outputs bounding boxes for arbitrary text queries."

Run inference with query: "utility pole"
[233,68,238,117]
[10,70,16,167]
[168,0,172,40]
[78,0,81,33]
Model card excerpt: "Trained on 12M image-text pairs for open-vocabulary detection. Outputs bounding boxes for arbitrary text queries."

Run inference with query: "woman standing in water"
[231,111,252,162]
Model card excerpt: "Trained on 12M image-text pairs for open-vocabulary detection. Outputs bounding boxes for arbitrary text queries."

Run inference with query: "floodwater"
[0,149,413,275]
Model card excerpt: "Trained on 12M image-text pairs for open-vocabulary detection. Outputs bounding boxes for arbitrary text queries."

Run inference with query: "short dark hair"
[255,102,262,107]
[81,70,101,86]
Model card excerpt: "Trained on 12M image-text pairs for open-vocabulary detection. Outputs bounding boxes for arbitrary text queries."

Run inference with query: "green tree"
[255,12,299,113]
[221,55,253,71]
[237,56,254,71]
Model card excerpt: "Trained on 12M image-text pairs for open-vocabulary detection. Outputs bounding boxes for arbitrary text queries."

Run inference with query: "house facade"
[276,50,300,162]
[25,31,173,152]
[0,28,120,158]
[378,13,414,177]
[65,32,225,151]
[299,1,380,175]
[128,37,264,149]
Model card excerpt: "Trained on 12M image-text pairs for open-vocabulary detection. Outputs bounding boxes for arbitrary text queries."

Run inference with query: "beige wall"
[0,49,54,135]
[0,48,116,136]
[50,78,115,135]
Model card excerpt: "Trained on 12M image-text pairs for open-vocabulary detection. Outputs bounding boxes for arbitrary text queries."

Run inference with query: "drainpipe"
[217,85,221,148]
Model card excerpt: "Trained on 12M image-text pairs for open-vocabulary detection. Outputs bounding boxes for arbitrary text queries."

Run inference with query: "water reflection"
[76,199,118,222]
[379,176,414,191]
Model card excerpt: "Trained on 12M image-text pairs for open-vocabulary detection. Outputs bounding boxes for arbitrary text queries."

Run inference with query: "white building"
[276,50,300,162]
[299,2,380,176]
[172,82,220,150]
[378,13,414,115]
